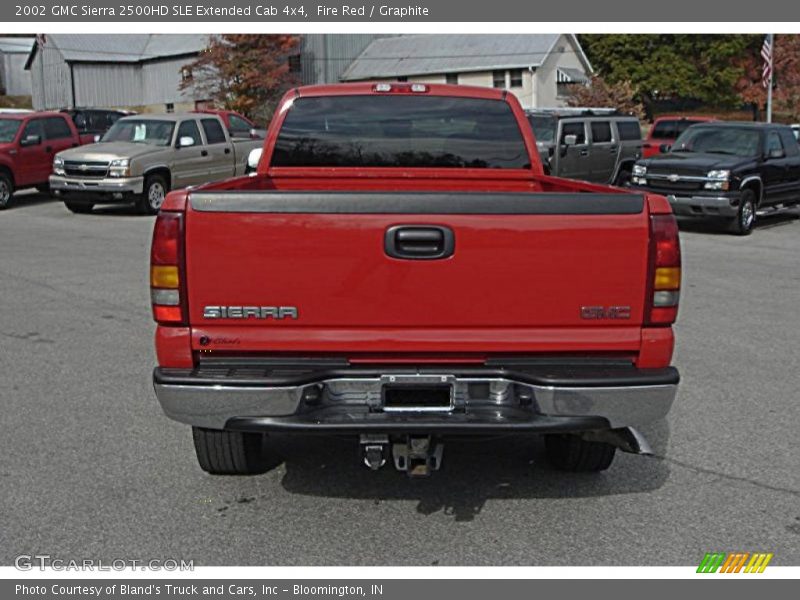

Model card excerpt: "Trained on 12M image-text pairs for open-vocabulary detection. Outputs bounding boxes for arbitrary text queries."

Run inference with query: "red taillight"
[646,214,681,326]
[150,211,186,325]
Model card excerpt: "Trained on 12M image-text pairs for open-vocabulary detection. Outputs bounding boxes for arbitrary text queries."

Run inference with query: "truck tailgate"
[183,190,650,355]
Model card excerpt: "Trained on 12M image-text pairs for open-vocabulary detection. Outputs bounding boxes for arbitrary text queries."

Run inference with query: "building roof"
[0,37,35,54]
[24,34,208,69]
[341,34,592,81]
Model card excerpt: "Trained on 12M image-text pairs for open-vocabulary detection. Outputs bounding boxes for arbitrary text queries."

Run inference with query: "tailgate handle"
[385,225,455,260]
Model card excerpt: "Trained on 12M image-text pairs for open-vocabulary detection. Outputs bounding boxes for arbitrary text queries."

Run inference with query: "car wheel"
[0,173,14,210]
[137,174,168,215]
[64,200,94,214]
[728,189,756,236]
[192,427,280,475]
[544,433,616,472]
[614,168,632,187]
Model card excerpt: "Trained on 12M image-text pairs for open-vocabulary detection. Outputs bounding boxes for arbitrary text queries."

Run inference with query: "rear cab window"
[201,118,227,144]
[43,116,73,139]
[616,120,641,141]
[271,95,530,169]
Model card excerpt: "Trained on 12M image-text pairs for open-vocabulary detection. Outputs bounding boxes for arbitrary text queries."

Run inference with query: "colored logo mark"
[697,552,773,573]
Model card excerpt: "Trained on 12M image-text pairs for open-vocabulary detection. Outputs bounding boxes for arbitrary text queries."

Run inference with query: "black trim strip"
[189,191,645,215]
[226,411,608,435]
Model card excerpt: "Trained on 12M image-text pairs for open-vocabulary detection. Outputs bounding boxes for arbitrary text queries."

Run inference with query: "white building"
[0,37,35,97]
[341,34,592,109]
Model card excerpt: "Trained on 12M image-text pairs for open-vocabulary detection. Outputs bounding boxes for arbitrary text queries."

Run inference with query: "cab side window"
[177,120,202,146]
[43,117,73,140]
[766,131,784,156]
[561,122,586,145]
[21,119,43,141]
[591,121,613,144]
[228,114,252,136]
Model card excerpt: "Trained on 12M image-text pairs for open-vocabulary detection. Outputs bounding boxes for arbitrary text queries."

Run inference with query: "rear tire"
[136,173,168,215]
[727,189,756,236]
[0,172,13,209]
[64,200,94,214]
[544,433,616,472]
[192,427,279,475]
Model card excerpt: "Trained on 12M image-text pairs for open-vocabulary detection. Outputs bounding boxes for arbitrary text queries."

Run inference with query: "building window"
[181,67,192,83]
[509,69,523,88]
[288,54,301,73]
[445,73,458,85]
[492,70,505,89]
[165,103,174,113]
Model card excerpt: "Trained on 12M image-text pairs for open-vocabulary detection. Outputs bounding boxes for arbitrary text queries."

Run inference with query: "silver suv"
[526,108,643,186]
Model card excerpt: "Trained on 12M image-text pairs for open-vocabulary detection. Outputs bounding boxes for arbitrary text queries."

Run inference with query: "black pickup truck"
[630,122,800,235]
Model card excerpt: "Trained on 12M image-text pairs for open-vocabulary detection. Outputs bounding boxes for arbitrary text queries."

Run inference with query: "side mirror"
[247,148,263,173]
[249,128,261,139]
[562,134,578,147]
[177,136,195,148]
[659,143,671,153]
[768,148,785,159]
[93,134,101,143]
[20,134,41,147]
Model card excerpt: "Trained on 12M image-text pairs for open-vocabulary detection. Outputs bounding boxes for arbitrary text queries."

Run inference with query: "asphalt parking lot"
[1,191,799,566]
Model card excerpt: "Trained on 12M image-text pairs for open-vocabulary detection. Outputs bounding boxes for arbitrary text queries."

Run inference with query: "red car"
[642,115,716,158]
[152,83,681,477]
[0,111,82,209]
[192,109,265,139]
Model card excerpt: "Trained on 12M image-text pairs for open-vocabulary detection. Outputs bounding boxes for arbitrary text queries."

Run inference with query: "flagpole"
[766,33,774,123]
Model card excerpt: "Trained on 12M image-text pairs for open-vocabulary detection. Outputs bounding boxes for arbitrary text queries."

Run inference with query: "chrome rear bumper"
[153,364,678,432]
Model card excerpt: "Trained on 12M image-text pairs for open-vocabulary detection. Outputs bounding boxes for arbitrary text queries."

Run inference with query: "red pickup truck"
[0,111,82,209]
[151,83,681,477]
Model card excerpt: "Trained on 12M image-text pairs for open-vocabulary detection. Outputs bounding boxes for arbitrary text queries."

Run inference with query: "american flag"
[761,35,773,89]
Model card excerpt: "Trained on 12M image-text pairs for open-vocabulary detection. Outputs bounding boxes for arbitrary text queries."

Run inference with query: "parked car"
[631,121,800,235]
[0,111,82,209]
[526,108,642,186]
[49,113,262,215]
[193,109,265,139]
[151,82,681,477]
[642,115,715,158]
[61,108,132,145]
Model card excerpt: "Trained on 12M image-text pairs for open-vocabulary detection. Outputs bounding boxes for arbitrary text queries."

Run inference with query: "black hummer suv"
[630,121,800,235]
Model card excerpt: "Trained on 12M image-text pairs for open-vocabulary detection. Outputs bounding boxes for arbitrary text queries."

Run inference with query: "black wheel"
[136,173,168,215]
[0,172,13,210]
[614,168,632,187]
[192,427,279,475]
[544,433,616,472]
[64,200,94,214]
[727,189,756,236]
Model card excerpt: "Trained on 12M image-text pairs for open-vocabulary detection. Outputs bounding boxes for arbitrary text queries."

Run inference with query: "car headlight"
[108,158,131,178]
[704,170,730,191]
[631,164,648,185]
[53,156,65,176]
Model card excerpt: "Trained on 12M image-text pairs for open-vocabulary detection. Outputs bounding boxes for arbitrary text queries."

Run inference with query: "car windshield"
[101,119,174,146]
[528,115,557,143]
[0,118,22,143]
[272,95,530,169]
[671,127,760,157]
